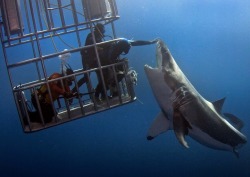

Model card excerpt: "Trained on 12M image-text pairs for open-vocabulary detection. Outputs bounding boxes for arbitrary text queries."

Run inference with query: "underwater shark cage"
[0,0,137,133]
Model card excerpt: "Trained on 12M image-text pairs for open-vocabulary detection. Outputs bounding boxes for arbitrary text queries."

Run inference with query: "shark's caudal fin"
[147,112,170,140]
[224,113,244,131]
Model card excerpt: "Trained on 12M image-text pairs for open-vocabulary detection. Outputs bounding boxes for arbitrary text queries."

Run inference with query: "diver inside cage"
[100,38,159,97]
[71,23,159,101]
[71,23,108,101]
[24,64,75,124]
[92,37,159,100]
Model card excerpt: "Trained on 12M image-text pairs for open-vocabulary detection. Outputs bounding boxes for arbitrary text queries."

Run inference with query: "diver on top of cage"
[25,65,75,124]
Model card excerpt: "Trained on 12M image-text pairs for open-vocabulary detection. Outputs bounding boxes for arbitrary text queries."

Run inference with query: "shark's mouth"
[144,64,158,70]
[144,64,151,69]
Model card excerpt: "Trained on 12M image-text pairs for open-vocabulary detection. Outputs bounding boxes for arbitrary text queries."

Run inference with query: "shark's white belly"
[144,67,173,114]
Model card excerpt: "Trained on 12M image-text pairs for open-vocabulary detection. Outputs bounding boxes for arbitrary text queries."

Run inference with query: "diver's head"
[94,23,105,35]
[117,39,131,54]
[65,68,73,75]
[63,68,74,86]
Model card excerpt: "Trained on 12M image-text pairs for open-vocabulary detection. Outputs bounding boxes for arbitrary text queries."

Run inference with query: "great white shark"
[144,39,247,157]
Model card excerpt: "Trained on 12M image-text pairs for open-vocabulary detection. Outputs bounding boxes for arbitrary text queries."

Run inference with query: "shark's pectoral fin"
[147,111,170,140]
[173,109,190,148]
[224,113,244,131]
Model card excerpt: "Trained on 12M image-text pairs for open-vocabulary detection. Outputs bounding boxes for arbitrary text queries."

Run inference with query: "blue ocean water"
[0,0,250,177]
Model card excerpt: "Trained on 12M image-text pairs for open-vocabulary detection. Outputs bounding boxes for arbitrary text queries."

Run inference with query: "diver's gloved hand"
[66,92,79,105]
[63,92,73,98]
[72,92,79,98]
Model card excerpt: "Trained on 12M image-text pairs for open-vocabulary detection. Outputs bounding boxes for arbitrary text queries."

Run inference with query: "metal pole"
[70,0,82,47]
[57,0,66,30]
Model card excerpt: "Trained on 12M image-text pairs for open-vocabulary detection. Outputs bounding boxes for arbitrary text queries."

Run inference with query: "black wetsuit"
[29,94,54,123]
[73,31,107,98]
[73,37,157,98]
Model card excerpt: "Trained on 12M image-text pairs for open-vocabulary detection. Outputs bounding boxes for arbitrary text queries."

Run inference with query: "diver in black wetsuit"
[71,23,107,100]
[95,38,158,98]
[72,22,158,100]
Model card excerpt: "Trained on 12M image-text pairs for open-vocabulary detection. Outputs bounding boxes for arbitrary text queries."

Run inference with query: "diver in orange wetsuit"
[28,69,74,124]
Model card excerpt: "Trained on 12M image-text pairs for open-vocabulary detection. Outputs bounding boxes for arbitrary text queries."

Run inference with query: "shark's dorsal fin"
[147,111,170,140]
[173,110,190,148]
[224,113,244,131]
[212,97,226,114]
